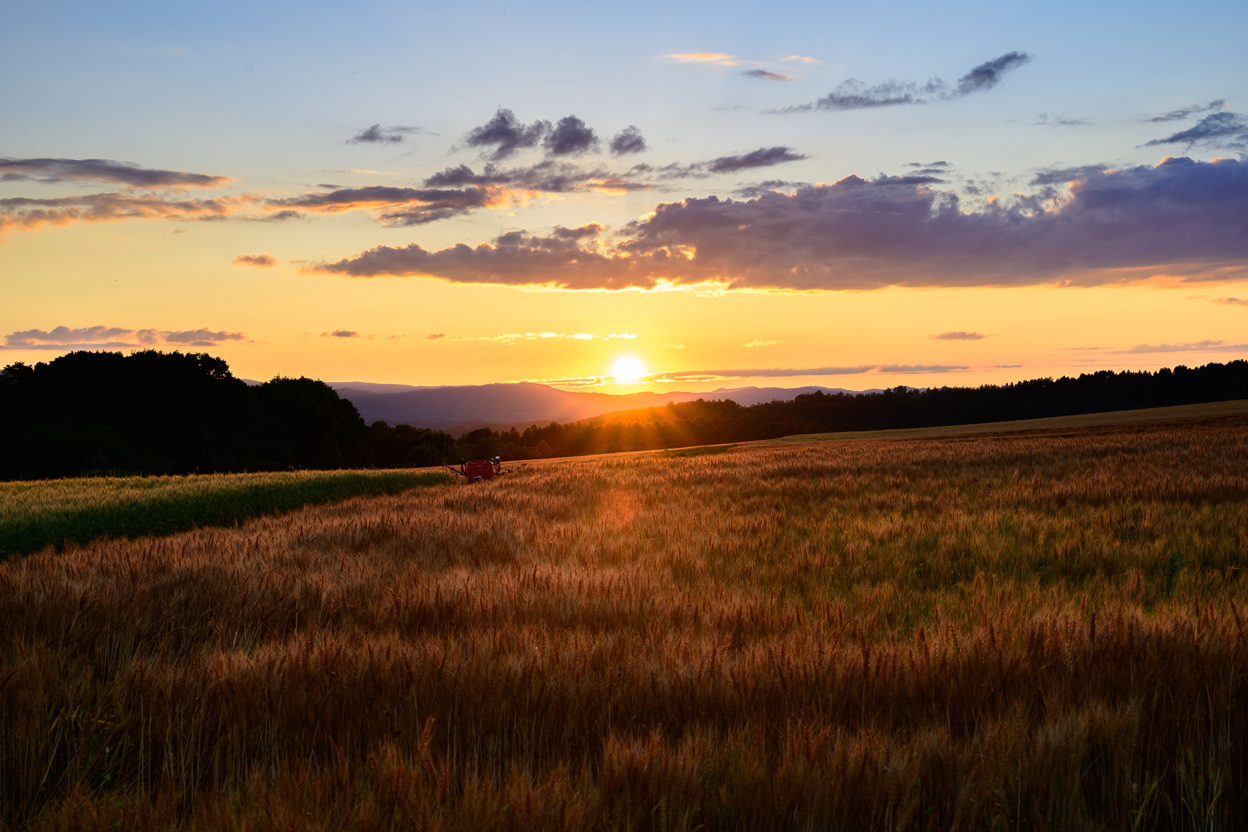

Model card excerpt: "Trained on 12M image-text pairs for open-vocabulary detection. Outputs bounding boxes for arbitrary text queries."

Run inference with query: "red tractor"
[443,456,506,482]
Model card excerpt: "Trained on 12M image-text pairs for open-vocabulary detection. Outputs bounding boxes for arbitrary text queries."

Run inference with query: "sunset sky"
[3,0,1247,393]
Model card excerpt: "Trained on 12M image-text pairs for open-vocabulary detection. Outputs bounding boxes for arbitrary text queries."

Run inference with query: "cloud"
[955,52,1031,94]
[1215,297,1248,306]
[427,333,446,340]
[266,185,506,225]
[654,366,876,381]
[784,55,820,64]
[346,124,421,144]
[1150,99,1227,123]
[308,156,1248,292]
[464,109,550,160]
[744,339,785,347]
[744,69,794,82]
[1117,339,1248,354]
[610,126,648,155]
[1144,111,1248,151]
[1029,164,1110,187]
[1034,113,1090,127]
[233,253,277,267]
[0,192,251,239]
[2,325,246,350]
[931,331,985,340]
[0,158,230,189]
[778,52,1031,113]
[879,364,969,373]
[708,147,808,173]
[544,116,598,156]
[668,52,740,66]
[322,330,359,338]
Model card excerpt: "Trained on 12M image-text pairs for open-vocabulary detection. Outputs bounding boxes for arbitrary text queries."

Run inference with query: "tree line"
[2,350,1245,480]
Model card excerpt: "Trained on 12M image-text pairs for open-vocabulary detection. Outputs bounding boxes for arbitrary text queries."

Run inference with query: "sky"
[3,0,1247,393]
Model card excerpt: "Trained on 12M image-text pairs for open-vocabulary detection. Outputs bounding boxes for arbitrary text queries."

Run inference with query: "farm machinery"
[443,456,518,482]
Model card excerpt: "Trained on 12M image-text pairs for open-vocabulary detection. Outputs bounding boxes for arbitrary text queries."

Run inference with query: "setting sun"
[611,355,647,384]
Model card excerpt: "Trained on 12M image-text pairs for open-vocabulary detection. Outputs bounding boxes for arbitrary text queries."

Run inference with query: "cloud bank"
[0,158,230,189]
[309,156,1248,292]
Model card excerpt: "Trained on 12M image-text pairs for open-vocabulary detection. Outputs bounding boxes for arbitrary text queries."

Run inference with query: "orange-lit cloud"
[668,52,741,66]
[0,192,254,239]
[932,332,986,340]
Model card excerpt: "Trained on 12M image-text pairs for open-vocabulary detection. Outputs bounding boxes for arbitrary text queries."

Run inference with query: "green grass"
[0,469,453,558]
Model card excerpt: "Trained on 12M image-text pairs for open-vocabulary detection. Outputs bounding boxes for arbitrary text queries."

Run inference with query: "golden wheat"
[2,415,1246,830]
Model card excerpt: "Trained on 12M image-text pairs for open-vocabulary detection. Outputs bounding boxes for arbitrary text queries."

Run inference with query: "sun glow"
[611,355,646,384]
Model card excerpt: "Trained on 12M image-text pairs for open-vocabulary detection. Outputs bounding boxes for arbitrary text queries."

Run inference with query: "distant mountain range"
[324,381,884,433]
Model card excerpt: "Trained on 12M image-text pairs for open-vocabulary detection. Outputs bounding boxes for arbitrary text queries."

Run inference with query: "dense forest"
[2,350,1246,480]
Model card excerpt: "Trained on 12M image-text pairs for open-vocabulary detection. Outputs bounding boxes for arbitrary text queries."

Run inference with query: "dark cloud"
[906,161,950,169]
[610,126,647,155]
[2,325,245,350]
[233,253,277,267]
[874,174,945,185]
[955,52,1031,94]
[464,109,550,160]
[308,157,1248,292]
[322,330,359,338]
[1215,297,1248,306]
[931,332,985,340]
[267,185,504,225]
[0,158,230,189]
[1144,111,1248,151]
[425,161,611,192]
[708,147,808,173]
[346,124,421,144]
[1150,99,1227,123]
[743,69,794,82]
[544,116,598,156]
[777,52,1031,113]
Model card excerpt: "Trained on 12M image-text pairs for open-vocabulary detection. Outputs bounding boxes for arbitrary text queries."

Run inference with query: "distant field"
[0,469,452,558]
[3,411,1246,829]
[774,397,1248,443]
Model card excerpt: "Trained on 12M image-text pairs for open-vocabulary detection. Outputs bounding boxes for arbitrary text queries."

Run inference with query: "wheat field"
[2,414,1247,830]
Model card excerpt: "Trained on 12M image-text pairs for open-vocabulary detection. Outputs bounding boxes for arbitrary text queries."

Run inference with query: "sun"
[611,355,646,384]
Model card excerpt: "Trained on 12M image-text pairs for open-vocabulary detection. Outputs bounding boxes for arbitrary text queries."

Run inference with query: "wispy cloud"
[1149,99,1227,123]
[708,147,808,173]
[0,157,230,189]
[744,339,786,347]
[1116,339,1248,354]
[1144,111,1248,151]
[931,331,985,341]
[346,124,422,144]
[321,330,359,338]
[777,52,1031,113]
[743,69,794,82]
[1215,297,1248,306]
[667,52,741,66]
